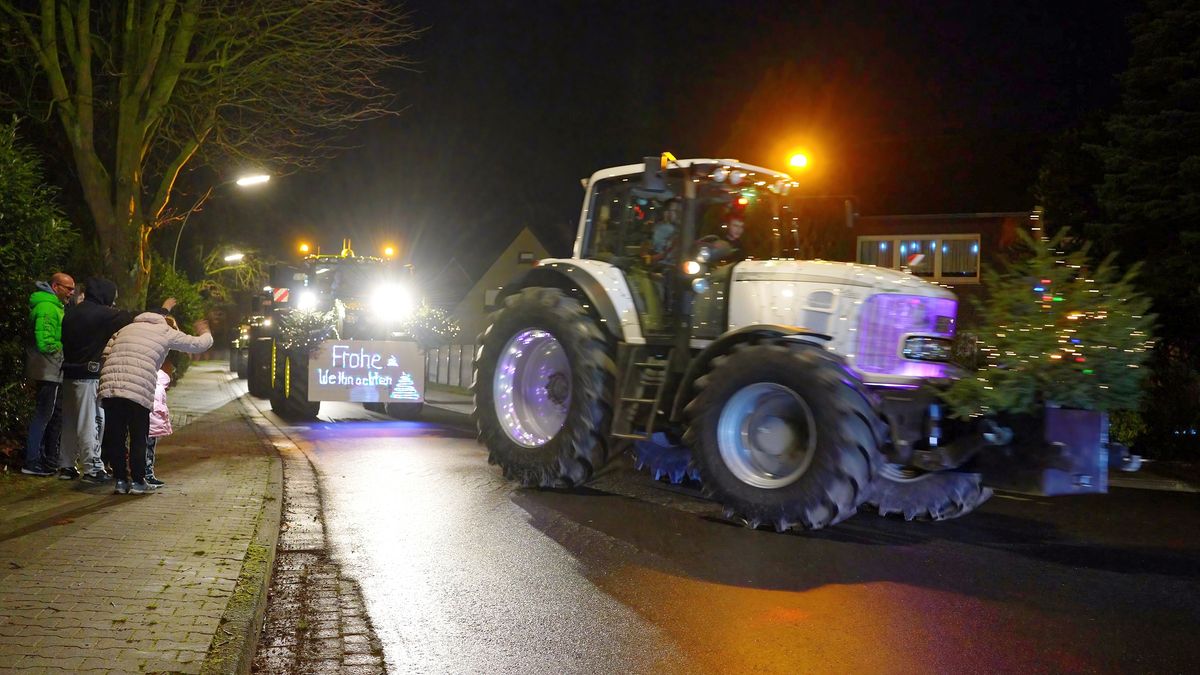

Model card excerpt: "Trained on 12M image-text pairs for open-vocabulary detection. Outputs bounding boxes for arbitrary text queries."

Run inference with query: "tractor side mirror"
[641,156,667,193]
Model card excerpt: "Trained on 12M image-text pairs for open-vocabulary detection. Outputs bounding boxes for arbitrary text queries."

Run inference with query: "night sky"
[192,0,1138,302]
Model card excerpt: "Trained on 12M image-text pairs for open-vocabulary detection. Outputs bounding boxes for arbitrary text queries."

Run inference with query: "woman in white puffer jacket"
[99,312,212,494]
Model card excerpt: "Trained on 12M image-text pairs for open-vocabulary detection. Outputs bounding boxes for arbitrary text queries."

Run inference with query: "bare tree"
[0,0,418,306]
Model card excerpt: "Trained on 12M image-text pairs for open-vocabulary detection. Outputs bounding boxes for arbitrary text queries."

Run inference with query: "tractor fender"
[669,324,832,421]
[497,259,644,343]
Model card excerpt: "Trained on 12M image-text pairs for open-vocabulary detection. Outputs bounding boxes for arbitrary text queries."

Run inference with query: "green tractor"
[247,240,426,421]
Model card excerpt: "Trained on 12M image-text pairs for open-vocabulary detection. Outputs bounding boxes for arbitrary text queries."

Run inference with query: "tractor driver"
[701,213,745,264]
[644,197,681,267]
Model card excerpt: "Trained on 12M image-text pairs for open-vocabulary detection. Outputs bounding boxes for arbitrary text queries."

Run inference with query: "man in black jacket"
[59,277,174,482]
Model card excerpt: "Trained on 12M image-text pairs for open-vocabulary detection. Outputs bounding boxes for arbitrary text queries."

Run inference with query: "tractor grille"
[855,294,957,378]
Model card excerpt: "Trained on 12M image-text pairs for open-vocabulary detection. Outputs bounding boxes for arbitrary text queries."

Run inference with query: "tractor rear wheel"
[863,467,992,521]
[684,339,883,531]
[474,287,615,488]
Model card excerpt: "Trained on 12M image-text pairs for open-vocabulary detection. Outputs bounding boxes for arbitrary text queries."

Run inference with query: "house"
[451,226,551,340]
[848,209,1042,326]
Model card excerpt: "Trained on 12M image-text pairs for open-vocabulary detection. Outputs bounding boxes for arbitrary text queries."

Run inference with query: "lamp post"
[170,174,270,272]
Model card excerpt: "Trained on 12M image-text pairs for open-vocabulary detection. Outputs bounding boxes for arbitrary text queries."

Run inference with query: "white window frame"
[855,233,981,284]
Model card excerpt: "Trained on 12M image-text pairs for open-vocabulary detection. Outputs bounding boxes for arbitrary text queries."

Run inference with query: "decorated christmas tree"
[941,228,1155,419]
[401,304,460,350]
[278,309,338,352]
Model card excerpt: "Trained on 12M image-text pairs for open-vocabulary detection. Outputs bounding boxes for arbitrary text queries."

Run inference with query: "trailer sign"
[307,340,425,403]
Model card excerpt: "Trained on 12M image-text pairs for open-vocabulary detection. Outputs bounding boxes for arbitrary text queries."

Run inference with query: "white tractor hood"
[730,259,955,299]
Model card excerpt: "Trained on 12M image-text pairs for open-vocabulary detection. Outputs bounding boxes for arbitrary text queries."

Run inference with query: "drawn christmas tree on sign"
[389,372,421,401]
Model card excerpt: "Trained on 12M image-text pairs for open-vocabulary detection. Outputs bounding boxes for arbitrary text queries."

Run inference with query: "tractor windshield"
[306,261,382,299]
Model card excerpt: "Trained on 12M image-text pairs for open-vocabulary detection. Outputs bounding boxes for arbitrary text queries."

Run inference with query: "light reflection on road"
[269,403,1200,674]
[298,409,676,673]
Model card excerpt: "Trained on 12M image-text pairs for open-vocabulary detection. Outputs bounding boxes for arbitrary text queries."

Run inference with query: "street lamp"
[171,173,271,272]
[788,152,810,169]
[235,174,270,187]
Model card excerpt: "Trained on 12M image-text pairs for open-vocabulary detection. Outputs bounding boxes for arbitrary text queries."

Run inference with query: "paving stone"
[0,364,272,673]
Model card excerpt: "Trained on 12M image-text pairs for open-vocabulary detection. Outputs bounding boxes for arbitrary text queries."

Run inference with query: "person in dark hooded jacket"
[59,277,174,482]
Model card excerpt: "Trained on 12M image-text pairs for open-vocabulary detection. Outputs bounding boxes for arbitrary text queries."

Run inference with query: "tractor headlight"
[372,283,417,323]
[902,336,953,362]
[682,260,703,276]
[296,290,319,311]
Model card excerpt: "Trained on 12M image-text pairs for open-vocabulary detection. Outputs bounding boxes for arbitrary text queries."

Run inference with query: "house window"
[855,234,980,283]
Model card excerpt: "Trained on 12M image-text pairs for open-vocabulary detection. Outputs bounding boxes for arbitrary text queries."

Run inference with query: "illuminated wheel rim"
[717,383,816,489]
[494,329,571,448]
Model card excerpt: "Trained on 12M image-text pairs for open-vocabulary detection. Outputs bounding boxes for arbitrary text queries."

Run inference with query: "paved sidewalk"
[0,362,280,673]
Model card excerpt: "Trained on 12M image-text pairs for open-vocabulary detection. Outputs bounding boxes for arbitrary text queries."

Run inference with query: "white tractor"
[472,154,1108,531]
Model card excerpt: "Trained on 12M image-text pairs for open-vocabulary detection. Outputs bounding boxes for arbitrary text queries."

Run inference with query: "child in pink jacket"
[145,364,173,487]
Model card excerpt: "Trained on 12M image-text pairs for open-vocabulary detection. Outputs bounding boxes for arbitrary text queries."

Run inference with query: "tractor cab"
[268,239,417,340]
[578,157,793,337]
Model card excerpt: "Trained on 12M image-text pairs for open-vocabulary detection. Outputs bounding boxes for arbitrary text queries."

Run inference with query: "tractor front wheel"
[385,401,424,419]
[684,339,883,531]
[863,466,992,521]
[247,340,273,398]
[270,348,321,421]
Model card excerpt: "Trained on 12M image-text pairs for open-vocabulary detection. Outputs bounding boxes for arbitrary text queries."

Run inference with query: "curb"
[199,377,285,675]
[1108,475,1200,493]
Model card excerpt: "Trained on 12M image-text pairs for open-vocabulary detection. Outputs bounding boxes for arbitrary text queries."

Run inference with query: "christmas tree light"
[942,228,1155,418]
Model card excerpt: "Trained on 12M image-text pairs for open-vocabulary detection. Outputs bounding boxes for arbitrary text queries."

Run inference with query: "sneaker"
[114,480,130,495]
[57,467,80,480]
[129,481,158,494]
[81,470,110,484]
[144,476,165,487]
[20,466,54,477]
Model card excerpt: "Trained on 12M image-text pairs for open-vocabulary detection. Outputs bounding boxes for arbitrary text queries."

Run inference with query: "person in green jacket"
[23,272,74,476]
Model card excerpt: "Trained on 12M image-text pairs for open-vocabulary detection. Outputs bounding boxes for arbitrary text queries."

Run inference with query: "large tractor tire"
[364,401,424,419]
[247,340,273,398]
[474,287,615,488]
[270,348,321,421]
[385,401,424,419]
[684,339,884,531]
[862,468,993,521]
[234,349,249,379]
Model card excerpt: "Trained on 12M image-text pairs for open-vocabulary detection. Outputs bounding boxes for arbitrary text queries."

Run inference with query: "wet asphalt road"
[267,402,1200,674]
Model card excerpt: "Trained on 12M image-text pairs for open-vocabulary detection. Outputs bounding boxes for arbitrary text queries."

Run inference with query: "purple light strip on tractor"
[855,294,957,378]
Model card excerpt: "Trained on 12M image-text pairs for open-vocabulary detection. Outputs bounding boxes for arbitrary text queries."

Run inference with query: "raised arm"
[166,319,214,355]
